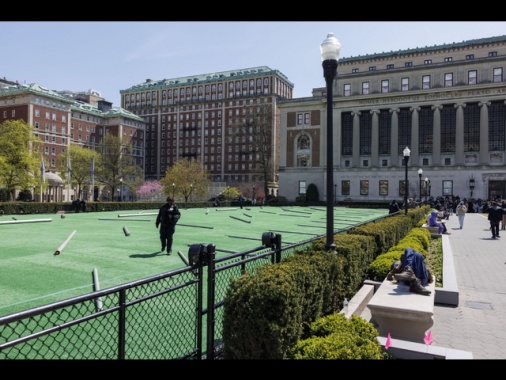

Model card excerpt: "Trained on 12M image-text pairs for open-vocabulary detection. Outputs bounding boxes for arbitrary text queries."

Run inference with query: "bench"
[421,223,442,238]
[366,277,435,343]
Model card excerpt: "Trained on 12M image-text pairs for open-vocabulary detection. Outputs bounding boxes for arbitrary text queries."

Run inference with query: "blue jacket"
[401,247,430,286]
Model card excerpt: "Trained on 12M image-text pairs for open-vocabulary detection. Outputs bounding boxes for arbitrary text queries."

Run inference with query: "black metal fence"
[0,232,314,360]
[1,209,396,360]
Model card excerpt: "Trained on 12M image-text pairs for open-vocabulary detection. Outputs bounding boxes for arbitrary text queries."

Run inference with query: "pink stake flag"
[385,333,392,349]
[424,330,433,345]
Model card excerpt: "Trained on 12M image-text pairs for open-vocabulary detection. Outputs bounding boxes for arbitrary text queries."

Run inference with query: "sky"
[2,21,506,107]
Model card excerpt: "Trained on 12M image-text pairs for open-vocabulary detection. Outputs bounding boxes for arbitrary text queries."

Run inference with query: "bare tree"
[94,134,144,201]
[231,102,277,200]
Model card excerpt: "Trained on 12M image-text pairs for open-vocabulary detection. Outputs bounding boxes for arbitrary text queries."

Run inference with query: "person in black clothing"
[80,199,86,212]
[487,201,504,239]
[238,194,245,209]
[155,196,181,255]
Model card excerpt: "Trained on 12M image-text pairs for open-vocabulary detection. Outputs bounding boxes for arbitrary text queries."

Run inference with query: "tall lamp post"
[403,146,411,215]
[119,178,123,202]
[424,177,429,204]
[172,183,175,199]
[418,168,423,206]
[321,32,341,252]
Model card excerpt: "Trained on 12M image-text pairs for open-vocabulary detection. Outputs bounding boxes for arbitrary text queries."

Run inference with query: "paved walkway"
[428,211,506,359]
[359,211,506,359]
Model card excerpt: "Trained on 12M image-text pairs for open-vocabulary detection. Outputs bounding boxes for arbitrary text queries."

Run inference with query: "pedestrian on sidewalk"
[487,201,504,239]
[456,200,468,229]
[501,199,506,230]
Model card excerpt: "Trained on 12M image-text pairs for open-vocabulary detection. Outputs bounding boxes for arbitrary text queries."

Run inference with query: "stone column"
[390,108,400,167]
[371,109,380,168]
[479,101,490,165]
[455,103,466,165]
[410,106,420,166]
[432,105,443,166]
[352,111,361,168]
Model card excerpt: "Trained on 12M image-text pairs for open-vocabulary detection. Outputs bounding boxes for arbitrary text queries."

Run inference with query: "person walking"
[455,200,467,229]
[501,199,506,230]
[487,201,504,239]
[155,196,181,255]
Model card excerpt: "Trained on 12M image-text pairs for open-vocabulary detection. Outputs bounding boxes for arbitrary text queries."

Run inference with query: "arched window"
[296,134,311,167]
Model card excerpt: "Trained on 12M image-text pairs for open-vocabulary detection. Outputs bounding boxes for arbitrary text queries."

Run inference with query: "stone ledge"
[367,278,435,343]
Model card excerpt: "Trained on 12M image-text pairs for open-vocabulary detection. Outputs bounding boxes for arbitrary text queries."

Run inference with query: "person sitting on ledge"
[427,209,450,235]
[387,247,433,296]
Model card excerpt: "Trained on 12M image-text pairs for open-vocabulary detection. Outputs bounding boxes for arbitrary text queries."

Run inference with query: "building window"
[341,180,350,196]
[382,159,388,167]
[296,134,311,167]
[444,73,453,87]
[362,160,369,167]
[359,112,372,155]
[343,83,351,96]
[344,160,350,167]
[386,64,394,69]
[466,54,475,60]
[405,62,412,67]
[464,102,480,152]
[468,70,477,85]
[444,57,453,62]
[369,66,376,71]
[341,112,353,155]
[352,68,359,73]
[444,157,452,165]
[298,180,307,195]
[424,59,432,65]
[379,180,388,196]
[297,113,303,125]
[493,67,503,82]
[399,180,407,197]
[378,110,391,155]
[422,75,431,89]
[362,82,370,95]
[304,113,310,124]
[381,80,389,93]
[360,180,369,195]
[401,77,409,91]
[489,51,498,57]
[443,180,453,196]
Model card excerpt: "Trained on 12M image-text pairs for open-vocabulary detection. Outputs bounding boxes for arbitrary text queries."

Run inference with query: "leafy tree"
[62,145,97,200]
[94,134,144,201]
[0,120,42,201]
[231,102,277,200]
[160,158,210,203]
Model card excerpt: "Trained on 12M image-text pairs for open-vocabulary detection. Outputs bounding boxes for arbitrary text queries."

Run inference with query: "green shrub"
[289,314,393,360]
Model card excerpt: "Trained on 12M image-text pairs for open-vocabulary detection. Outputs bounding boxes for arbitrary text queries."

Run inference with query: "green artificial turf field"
[0,205,388,317]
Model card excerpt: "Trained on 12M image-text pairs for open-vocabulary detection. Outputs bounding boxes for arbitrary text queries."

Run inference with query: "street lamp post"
[424,177,429,204]
[403,146,411,215]
[252,186,255,204]
[418,168,423,206]
[321,32,341,252]
[334,183,337,205]
[172,183,175,199]
[119,178,123,202]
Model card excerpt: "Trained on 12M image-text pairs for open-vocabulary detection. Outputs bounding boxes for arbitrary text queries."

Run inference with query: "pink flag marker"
[424,330,433,345]
[385,333,392,349]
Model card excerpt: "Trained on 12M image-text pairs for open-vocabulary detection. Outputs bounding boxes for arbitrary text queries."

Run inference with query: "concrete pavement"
[356,211,506,359]
[429,211,506,359]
